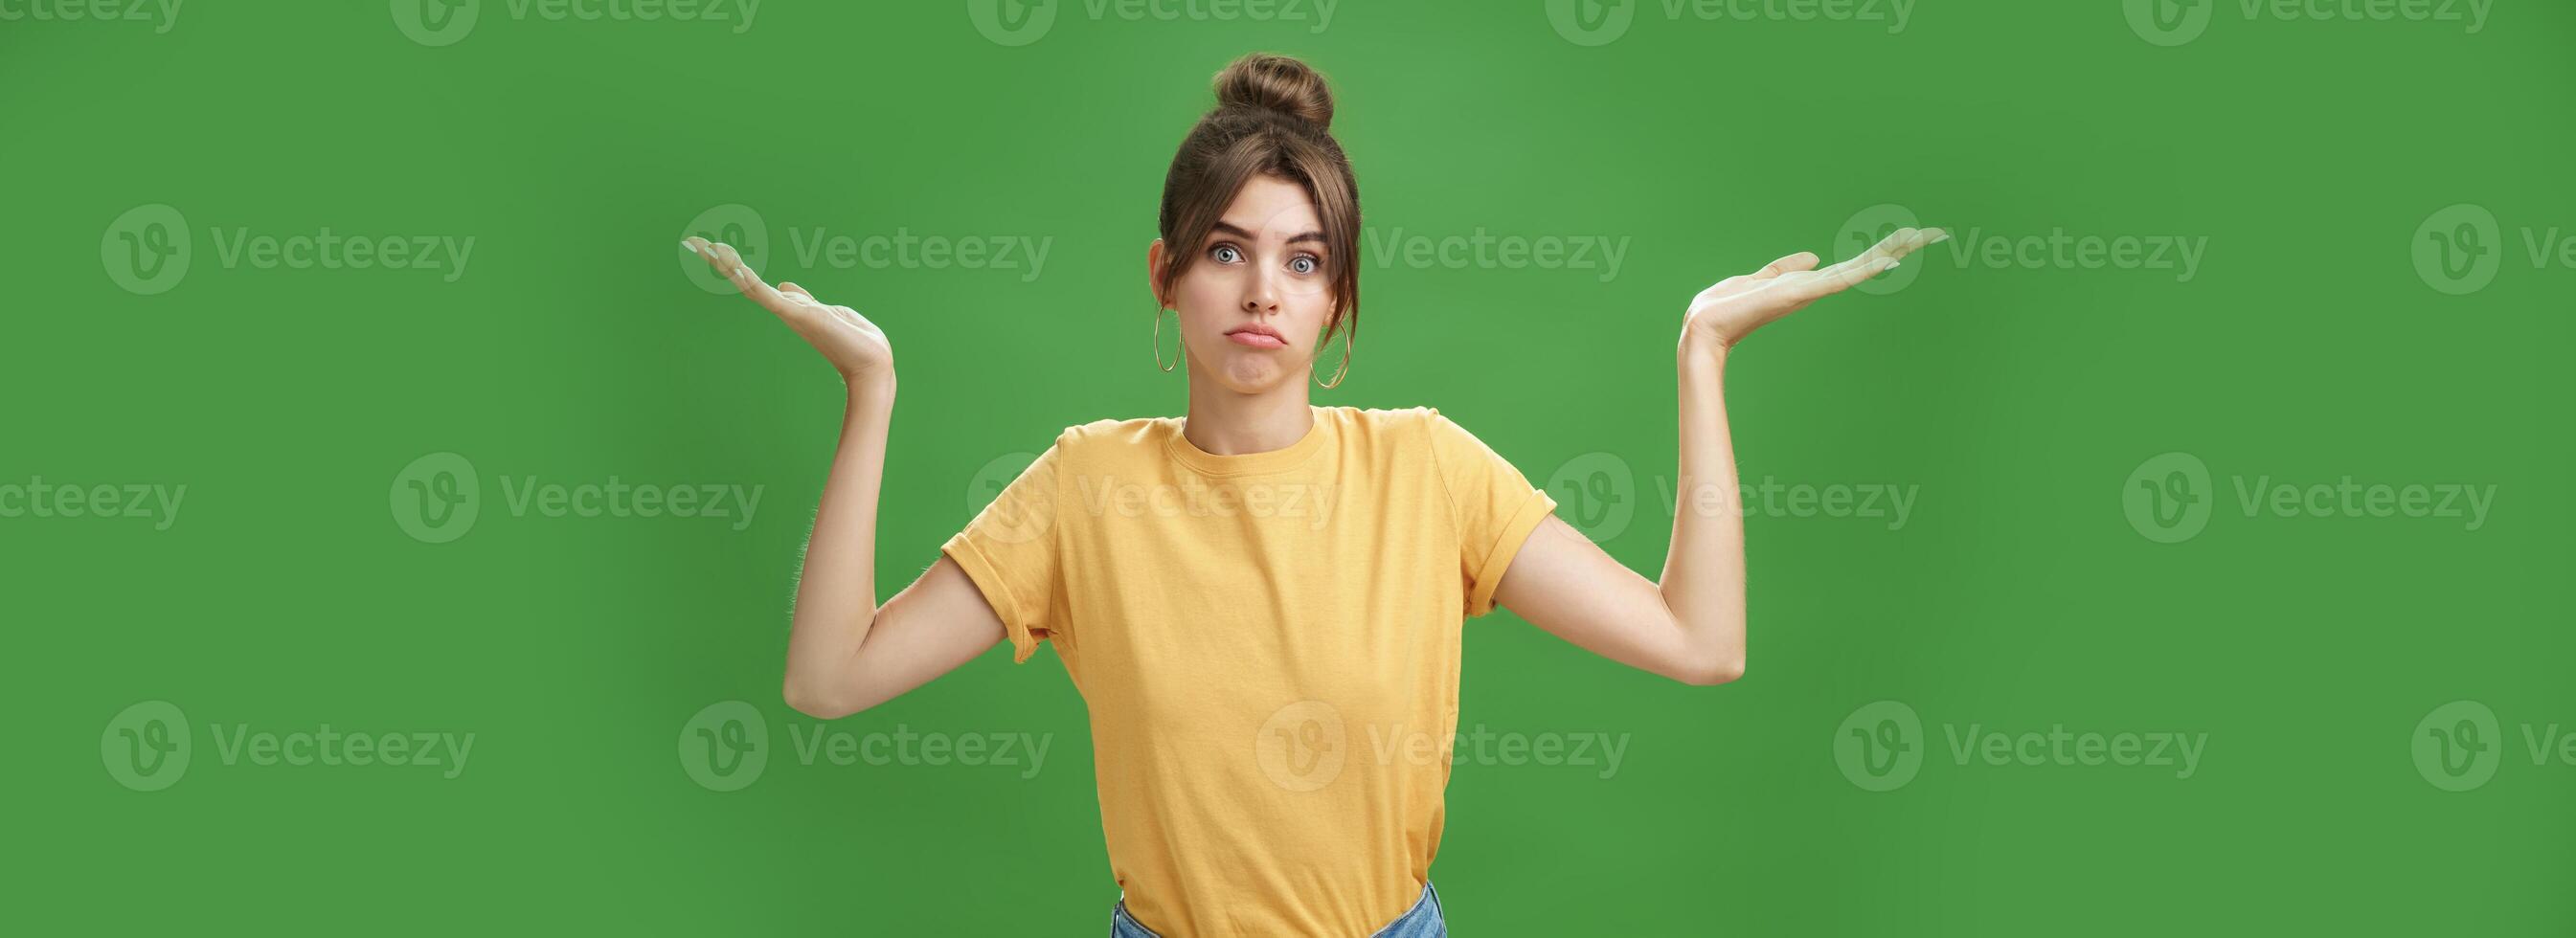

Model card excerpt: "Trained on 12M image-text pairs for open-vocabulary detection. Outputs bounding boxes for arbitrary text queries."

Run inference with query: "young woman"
[682,53,1941,938]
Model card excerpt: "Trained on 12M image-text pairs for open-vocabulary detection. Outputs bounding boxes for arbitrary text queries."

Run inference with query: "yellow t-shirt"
[940,404,1558,937]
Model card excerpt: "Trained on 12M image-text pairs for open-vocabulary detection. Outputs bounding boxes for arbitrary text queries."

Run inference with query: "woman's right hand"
[686,235,894,383]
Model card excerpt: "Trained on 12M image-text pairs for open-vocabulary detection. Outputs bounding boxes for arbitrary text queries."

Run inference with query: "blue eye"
[1290,255,1319,275]
[1210,244,1243,264]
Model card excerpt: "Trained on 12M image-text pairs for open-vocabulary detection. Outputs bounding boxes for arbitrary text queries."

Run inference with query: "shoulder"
[1044,414,1179,469]
[1332,404,1441,436]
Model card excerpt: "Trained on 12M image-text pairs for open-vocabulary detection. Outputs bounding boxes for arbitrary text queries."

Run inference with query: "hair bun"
[1213,53,1333,130]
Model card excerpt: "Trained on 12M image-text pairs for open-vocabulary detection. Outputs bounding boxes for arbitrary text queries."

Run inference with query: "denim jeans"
[1111,880,1446,937]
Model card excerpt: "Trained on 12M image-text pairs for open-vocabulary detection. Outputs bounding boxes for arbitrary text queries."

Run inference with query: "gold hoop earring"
[1314,327,1353,390]
[1152,306,1177,372]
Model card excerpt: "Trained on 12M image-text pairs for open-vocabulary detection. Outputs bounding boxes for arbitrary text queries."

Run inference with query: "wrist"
[1678,332,1731,370]
[844,368,896,404]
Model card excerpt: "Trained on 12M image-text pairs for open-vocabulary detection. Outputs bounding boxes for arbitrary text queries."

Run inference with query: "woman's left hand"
[1682,226,1947,350]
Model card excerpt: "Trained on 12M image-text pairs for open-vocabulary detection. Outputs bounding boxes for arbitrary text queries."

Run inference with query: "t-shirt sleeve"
[1424,407,1559,618]
[939,431,1070,664]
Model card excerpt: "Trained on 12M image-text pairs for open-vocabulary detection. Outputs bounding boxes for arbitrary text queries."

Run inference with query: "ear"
[1145,238,1168,308]
[1148,238,1169,307]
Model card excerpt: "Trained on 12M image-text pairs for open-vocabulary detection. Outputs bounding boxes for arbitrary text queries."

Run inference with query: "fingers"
[1751,251,1820,279]
[686,236,794,315]
[1795,226,1947,296]
[1822,227,1947,277]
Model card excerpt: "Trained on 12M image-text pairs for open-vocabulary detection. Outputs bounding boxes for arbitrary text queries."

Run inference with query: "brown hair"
[1156,53,1363,349]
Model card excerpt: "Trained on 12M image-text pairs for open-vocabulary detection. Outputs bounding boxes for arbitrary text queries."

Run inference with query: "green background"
[11,0,2571,933]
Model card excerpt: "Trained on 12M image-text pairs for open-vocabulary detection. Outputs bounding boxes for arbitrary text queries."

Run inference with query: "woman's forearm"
[1657,336,1748,682]
[781,374,896,715]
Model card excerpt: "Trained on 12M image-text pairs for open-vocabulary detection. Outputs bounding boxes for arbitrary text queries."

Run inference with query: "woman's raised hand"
[685,235,894,383]
[1682,226,1948,350]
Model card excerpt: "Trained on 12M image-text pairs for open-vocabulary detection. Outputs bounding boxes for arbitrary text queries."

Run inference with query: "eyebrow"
[1209,220,1328,247]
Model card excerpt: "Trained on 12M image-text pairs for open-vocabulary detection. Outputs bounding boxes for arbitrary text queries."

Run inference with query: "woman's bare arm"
[684,236,1008,720]
[1492,226,1947,684]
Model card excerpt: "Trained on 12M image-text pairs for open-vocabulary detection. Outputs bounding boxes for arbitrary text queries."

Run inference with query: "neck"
[1181,369,1315,457]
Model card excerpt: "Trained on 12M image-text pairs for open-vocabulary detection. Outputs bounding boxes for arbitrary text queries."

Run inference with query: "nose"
[1241,265,1281,315]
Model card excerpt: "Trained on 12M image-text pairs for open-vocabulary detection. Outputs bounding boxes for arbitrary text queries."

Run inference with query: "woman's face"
[1150,174,1337,394]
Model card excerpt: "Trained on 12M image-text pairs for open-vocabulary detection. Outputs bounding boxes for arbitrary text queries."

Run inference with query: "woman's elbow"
[1676,654,1746,686]
[783,679,864,720]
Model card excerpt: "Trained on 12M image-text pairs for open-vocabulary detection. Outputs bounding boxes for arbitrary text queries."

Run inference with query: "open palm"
[1683,226,1948,348]
[685,235,894,381]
